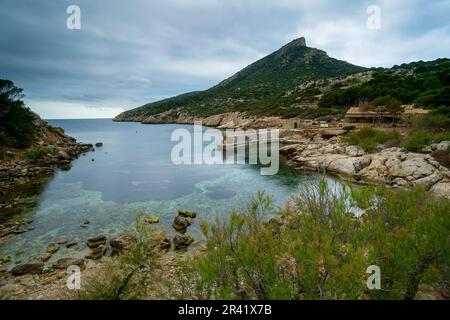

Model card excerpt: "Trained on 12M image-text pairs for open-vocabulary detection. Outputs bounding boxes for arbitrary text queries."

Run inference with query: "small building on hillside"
[345,106,399,123]
[281,118,303,129]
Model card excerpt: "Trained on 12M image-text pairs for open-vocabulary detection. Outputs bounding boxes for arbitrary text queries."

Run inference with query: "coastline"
[114,112,450,199]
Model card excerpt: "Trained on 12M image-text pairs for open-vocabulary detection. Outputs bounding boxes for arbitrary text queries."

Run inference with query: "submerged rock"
[65,241,78,248]
[46,243,60,254]
[11,263,44,276]
[87,235,106,248]
[38,253,52,262]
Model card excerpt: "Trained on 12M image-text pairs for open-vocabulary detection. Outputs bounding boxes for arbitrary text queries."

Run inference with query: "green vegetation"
[343,128,401,152]
[175,182,449,300]
[79,182,449,300]
[404,131,450,152]
[0,80,37,148]
[319,59,450,111]
[24,147,51,164]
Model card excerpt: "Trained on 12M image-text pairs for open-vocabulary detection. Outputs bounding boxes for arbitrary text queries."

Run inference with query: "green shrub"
[344,128,401,152]
[24,147,51,164]
[0,80,37,148]
[174,182,449,300]
[404,131,450,152]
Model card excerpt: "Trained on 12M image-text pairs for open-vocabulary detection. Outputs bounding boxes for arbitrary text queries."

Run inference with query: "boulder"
[110,234,136,255]
[178,210,197,219]
[87,235,106,248]
[173,215,191,231]
[430,182,450,199]
[11,263,44,276]
[57,150,71,160]
[86,245,107,260]
[95,142,103,147]
[65,241,78,248]
[52,258,85,270]
[38,253,52,262]
[160,237,171,250]
[46,243,60,254]
[173,235,194,250]
[145,216,160,224]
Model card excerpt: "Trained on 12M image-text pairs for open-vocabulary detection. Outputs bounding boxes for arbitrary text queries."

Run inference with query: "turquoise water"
[0,119,337,267]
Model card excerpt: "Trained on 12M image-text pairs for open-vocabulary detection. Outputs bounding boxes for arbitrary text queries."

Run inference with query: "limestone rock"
[52,258,85,270]
[87,235,106,248]
[110,234,136,255]
[11,263,44,276]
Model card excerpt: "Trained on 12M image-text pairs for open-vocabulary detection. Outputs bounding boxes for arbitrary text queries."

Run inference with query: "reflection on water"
[0,120,339,267]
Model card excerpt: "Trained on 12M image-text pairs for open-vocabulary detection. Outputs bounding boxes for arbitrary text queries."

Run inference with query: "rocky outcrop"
[11,263,44,276]
[280,134,450,198]
[114,108,285,130]
[0,117,94,221]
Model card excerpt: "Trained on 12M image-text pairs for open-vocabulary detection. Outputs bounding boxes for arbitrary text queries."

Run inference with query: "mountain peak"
[290,37,306,47]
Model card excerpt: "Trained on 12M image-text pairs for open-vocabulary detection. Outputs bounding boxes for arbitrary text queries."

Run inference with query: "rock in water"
[145,216,160,224]
[172,215,191,232]
[95,142,103,147]
[11,263,44,276]
[178,210,197,218]
[87,235,107,248]
[46,243,60,254]
[52,258,85,270]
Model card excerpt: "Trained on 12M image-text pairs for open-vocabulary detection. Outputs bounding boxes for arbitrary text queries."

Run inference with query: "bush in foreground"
[175,182,449,300]
[76,182,449,300]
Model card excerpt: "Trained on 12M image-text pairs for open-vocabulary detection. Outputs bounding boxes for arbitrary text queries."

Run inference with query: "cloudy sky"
[1,0,449,119]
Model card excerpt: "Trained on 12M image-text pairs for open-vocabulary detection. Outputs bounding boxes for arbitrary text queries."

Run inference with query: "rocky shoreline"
[0,118,95,221]
[115,110,450,199]
[278,131,450,199]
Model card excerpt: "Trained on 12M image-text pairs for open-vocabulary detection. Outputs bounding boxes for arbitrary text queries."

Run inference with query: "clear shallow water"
[0,119,338,266]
